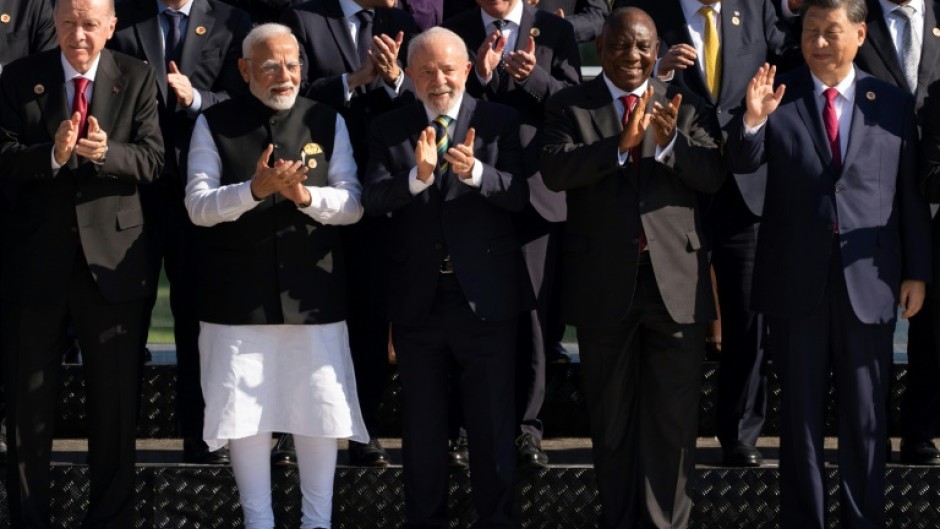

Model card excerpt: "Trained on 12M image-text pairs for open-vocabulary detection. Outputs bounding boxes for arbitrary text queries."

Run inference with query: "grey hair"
[242,23,299,58]
[406,27,470,65]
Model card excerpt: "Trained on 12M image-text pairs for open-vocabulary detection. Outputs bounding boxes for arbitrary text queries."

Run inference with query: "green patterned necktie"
[432,115,454,174]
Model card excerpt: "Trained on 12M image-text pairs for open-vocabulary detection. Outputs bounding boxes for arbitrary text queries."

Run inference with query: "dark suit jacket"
[541,76,726,326]
[533,0,609,43]
[619,0,801,215]
[0,49,164,305]
[285,0,420,168]
[398,0,442,30]
[855,0,940,116]
[443,4,581,222]
[0,0,55,67]
[362,96,530,325]
[726,66,931,324]
[109,0,250,186]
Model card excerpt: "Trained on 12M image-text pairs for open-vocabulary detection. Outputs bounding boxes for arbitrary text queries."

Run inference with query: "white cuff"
[409,166,434,194]
[459,158,483,188]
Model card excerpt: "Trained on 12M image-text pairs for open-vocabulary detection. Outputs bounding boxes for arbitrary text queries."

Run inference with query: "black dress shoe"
[348,437,390,467]
[516,434,549,469]
[899,440,940,465]
[722,442,763,467]
[271,434,297,467]
[183,437,231,465]
[448,435,469,469]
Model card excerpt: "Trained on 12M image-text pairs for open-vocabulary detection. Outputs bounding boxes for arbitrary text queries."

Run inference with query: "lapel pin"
[866,91,876,101]
[195,25,207,36]
[303,143,323,155]
[33,84,44,95]
[530,27,540,37]
[732,16,741,26]
[0,14,10,24]
[933,27,940,37]
[307,159,318,169]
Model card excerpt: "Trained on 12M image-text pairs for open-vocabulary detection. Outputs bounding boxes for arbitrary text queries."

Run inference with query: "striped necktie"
[432,115,454,174]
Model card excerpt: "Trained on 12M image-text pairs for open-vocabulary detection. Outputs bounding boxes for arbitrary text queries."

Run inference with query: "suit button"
[834,183,845,193]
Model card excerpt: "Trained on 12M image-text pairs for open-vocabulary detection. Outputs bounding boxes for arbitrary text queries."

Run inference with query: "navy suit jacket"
[618,0,801,216]
[362,96,530,325]
[443,4,580,222]
[725,66,931,324]
[110,0,250,186]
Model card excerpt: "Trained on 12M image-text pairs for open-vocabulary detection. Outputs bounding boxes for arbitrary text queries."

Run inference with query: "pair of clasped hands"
[249,144,312,207]
[618,87,682,154]
[54,114,108,166]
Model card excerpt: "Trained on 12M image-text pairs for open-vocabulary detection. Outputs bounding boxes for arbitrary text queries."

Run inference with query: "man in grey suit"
[541,8,726,529]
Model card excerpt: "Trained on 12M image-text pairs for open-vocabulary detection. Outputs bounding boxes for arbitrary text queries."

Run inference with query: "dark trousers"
[901,291,940,443]
[394,276,517,529]
[773,242,891,529]
[4,252,144,529]
[708,184,767,448]
[577,261,705,529]
[139,185,202,438]
[515,205,565,440]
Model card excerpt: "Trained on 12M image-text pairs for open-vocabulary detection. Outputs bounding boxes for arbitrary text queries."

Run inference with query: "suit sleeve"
[362,118,419,216]
[96,66,165,185]
[474,110,529,211]
[197,9,252,109]
[563,0,609,43]
[513,21,581,103]
[724,113,769,175]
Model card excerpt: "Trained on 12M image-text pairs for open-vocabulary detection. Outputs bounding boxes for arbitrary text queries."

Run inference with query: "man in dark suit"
[364,26,528,529]
[284,0,420,466]
[531,0,610,43]
[541,8,725,528]
[724,1,931,526]
[108,0,250,465]
[0,0,163,526]
[443,0,580,468]
[617,0,801,468]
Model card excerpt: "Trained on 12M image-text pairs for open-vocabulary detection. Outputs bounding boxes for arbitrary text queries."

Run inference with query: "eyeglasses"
[245,59,303,76]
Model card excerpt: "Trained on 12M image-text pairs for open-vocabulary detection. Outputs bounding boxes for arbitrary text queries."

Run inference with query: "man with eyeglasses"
[108,0,251,465]
[184,22,367,529]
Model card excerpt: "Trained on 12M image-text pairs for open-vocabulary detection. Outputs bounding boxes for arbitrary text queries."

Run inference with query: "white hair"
[406,27,470,65]
[242,23,299,58]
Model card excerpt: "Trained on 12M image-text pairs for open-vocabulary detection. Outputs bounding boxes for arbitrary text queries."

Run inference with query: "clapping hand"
[249,144,309,200]
[369,31,404,85]
[167,61,195,108]
[618,85,654,154]
[444,128,476,180]
[650,93,681,148]
[476,31,507,81]
[75,116,108,162]
[415,126,437,183]
[53,112,82,166]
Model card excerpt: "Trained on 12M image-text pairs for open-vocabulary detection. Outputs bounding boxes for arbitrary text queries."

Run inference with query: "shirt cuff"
[654,58,676,82]
[460,158,483,188]
[409,166,434,195]
[384,71,404,98]
[51,147,62,173]
[654,133,677,162]
[343,73,353,103]
[744,118,767,135]
[186,89,204,116]
[617,147,630,166]
[476,69,493,86]
[239,181,262,204]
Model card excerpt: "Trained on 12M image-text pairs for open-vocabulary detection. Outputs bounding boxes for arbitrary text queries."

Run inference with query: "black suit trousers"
[394,276,517,529]
[901,289,940,443]
[577,261,705,529]
[3,251,144,529]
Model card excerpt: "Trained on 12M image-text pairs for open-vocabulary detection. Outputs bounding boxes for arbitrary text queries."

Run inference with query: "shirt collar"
[680,0,722,22]
[879,0,924,19]
[157,0,194,17]
[61,51,102,81]
[811,67,857,102]
[480,0,524,31]
[340,0,371,19]
[422,91,465,123]
[602,73,649,102]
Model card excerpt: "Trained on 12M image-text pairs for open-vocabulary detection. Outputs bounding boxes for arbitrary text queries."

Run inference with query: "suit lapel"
[134,3,168,102]
[179,0,214,77]
[792,68,836,171]
[843,74,876,177]
[88,50,128,144]
[35,52,68,141]
[517,5,536,52]
[584,77,620,142]
[865,1,907,88]
[917,1,940,96]
[326,0,359,70]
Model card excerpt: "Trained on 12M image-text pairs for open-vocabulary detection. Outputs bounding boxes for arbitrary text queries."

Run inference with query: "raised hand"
[476,31,507,81]
[415,126,437,183]
[249,144,309,200]
[54,111,82,166]
[619,85,654,154]
[505,36,536,81]
[650,93,682,148]
[348,54,379,91]
[369,31,404,85]
[555,8,564,17]
[745,63,786,127]
[658,43,697,78]
[167,61,195,108]
[444,128,476,180]
[75,115,109,162]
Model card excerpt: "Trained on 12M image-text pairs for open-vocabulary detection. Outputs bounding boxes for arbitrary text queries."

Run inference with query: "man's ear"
[238,58,250,83]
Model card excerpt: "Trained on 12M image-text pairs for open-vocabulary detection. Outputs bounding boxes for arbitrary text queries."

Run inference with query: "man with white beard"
[184,23,368,529]
[363,26,529,529]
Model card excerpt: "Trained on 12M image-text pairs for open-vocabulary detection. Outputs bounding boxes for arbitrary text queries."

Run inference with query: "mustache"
[269,82,297,92]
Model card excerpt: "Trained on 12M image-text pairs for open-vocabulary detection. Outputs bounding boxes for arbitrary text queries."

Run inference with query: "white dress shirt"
[878,0,925,70]
[408,92,484,195]
[337,0,403,102]
[679,0,722,80]
[602,75,677,165]
[185,110,363,227]
[476,0,525,85]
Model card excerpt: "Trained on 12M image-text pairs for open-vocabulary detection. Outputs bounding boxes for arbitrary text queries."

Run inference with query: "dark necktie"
[823,87,841,173]
[894,5,920,93]
[164,9,184,68]
[492,19,509,87]
[619,94,648,252]
[356,10,374,68]
[72,77,90,139]
[432,115,454,176]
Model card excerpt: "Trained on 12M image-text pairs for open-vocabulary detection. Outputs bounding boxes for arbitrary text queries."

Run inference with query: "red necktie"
[823,87,841,173]
[72,77,89,139]
[620,94,648,253]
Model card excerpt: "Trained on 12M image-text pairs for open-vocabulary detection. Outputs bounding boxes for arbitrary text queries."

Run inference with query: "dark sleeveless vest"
[196,95,347,325]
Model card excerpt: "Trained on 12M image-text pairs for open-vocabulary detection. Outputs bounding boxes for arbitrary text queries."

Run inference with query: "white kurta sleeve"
[297,114,364,226]
[185,114,261,227]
